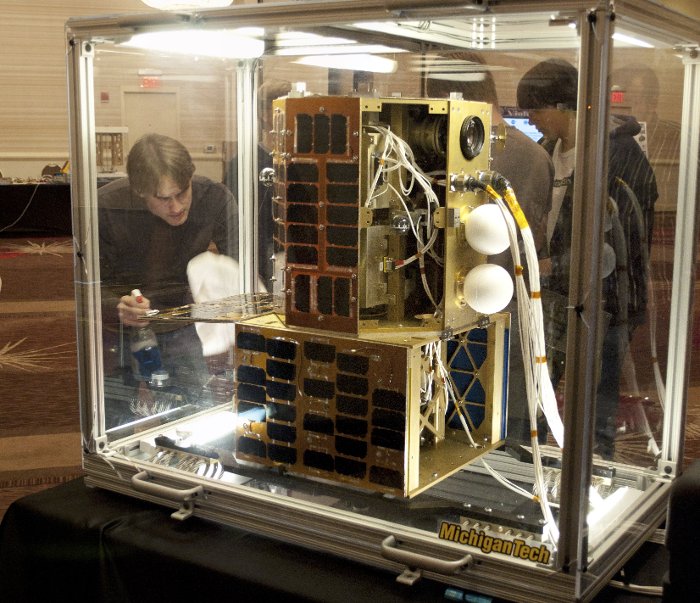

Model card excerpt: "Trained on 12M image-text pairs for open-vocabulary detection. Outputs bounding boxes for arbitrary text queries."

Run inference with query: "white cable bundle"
[517,205,565,447]
[427,340,478,448]
[477,178,562,543]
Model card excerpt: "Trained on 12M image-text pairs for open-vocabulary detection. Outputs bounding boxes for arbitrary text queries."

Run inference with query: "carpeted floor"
[0,238,83,519]
[0,232,698,522]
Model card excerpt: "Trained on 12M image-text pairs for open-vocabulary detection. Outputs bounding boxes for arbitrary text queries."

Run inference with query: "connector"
[477,170,511,194]
[449,173,481,193]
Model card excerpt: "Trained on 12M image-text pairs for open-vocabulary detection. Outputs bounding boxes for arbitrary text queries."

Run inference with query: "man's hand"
[117,289,151,327]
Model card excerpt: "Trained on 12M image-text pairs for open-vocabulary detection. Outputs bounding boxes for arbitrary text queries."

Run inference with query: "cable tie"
[536,356,547,364]
[530,290,541,299]
[515,265,524,276]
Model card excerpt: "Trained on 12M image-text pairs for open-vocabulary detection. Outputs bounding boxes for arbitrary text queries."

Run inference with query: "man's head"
[517,58,578,112]
[127,133,195,226]
[517,58,578,143]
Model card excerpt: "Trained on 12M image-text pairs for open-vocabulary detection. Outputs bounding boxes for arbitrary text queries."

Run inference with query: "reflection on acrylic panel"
[501,106,543,143]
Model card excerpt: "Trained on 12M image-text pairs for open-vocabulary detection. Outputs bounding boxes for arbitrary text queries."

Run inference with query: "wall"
[0,0,694,187]
[92,45,233,182]
[0,0,260,181]
[0,1,151,179]
[659,0,700,19]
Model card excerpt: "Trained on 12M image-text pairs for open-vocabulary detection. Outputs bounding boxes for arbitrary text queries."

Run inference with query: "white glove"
[187,252,242,357]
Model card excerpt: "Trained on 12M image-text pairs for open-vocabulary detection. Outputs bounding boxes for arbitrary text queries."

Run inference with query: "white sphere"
[601,242,616,278]
[464,203,510,255]
[462,263,514,314]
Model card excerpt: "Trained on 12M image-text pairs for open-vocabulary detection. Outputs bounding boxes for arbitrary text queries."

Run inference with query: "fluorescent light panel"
[612,32,655,48]
[295,54,398,74]
[121,29,264,59]
[142,0,232,9]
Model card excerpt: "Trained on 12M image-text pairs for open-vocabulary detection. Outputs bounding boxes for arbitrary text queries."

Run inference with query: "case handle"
[131,470,203,520]
[380,535,473,585]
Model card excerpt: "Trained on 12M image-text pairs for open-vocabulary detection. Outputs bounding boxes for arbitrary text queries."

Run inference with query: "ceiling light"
[426,73,486,82]
[612,32,654,48]
[274,32,356,48]
[294,54,398,74]
[121,29,264,59]
[270,31,405,58]
[279,44,402,57]
[142,0,232,9]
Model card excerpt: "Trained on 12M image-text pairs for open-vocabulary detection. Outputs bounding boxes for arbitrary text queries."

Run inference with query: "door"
[122,88,180,153]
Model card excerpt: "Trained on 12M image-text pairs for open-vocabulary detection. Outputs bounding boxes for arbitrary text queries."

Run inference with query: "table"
[0,478,452,603]
[0,183,72,236]
[0,475,678,602]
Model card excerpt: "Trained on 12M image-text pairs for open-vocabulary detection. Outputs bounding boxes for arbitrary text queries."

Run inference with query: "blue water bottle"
[129,289,162,380]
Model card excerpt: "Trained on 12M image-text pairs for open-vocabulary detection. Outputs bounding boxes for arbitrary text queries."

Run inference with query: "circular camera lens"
[460,116,485,160]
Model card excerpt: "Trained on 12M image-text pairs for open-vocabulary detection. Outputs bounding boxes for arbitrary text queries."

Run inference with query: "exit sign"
[611,89,625,104]
[140,76,161,89]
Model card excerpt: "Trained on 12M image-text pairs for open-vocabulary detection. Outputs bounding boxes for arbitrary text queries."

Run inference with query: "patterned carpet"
[0,238,83,519]
[0,234,698,521]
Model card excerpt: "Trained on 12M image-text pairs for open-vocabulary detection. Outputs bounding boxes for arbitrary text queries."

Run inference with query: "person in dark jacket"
[517,58,658,458]
[99,133,239,427]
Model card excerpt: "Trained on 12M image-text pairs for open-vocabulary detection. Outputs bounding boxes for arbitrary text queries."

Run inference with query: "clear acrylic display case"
[66,1,699,601]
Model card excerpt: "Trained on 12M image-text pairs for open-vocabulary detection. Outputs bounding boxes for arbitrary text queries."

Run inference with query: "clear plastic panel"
[78,6,693,583]
[606,40,685,467]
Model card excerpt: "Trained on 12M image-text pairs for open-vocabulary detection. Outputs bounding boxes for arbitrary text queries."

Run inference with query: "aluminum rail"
[64,0,700,45]
[556,4,613,590]
[661,53,700,472]
[67,39,107,454]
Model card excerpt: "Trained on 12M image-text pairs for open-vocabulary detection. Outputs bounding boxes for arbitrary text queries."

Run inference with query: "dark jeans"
[594,323,628,459]
[541,322,627,460]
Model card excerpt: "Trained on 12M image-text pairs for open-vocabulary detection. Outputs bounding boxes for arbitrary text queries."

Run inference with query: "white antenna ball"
[601,242,616,278]
[464,203,510,255]
[462,263,514,314]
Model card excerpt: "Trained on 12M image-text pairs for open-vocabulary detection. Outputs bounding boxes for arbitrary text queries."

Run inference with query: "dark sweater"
[543,114,658,328]
[98,175,238,323]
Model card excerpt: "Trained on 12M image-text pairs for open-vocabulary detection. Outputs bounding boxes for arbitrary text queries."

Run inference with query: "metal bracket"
[396,567,423,586]
[171,499,197,521]
[657,459,677,479]
[434,207,459,228]
[94,434,109,453]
